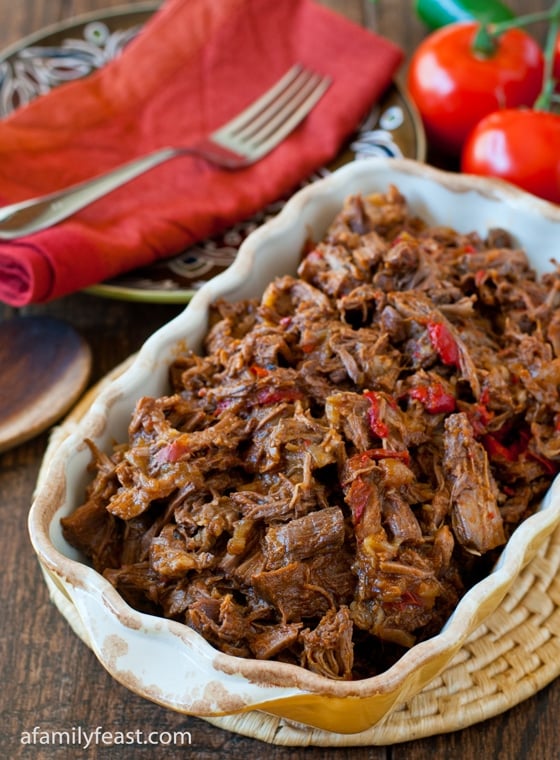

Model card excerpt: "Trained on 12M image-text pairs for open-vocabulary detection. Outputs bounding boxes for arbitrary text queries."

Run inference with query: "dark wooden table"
[1,1,556,758]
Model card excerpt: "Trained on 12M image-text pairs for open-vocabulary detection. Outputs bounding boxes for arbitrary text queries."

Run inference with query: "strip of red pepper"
[464,385,494,435]
[426,321,460,367]
[386,589,425,610]
[482,433,520,461]
[409,382,456,413]
[344,449,411,524]
[482,428,558,474]
[346,476,370,524]
[363,390,391,438]
[365,448,411,463]
[249,363,269,377]
[155,438,190,464]
[256,388,304,405]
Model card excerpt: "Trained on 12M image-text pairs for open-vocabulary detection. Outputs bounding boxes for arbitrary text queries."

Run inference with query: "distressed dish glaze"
[29,158,560,733]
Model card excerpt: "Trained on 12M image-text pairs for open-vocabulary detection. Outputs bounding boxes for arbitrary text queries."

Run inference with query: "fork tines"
[214,64,331,160]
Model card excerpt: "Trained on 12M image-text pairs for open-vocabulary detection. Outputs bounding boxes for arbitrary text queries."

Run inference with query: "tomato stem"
[534,1,560,110]
[471,8,557,57]
[487,8,560,35]
[471,1,560,109]
[472,24,499,57]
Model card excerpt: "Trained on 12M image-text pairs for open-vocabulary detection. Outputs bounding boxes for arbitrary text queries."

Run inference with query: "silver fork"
[0,64,330,239]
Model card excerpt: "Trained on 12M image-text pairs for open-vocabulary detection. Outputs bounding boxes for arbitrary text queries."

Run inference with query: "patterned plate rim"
[0,3,426,304]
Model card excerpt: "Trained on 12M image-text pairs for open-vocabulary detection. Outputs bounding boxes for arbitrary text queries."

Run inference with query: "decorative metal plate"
[0,3,426,303]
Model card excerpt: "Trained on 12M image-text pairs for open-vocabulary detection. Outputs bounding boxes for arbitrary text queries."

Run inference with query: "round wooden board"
[0,316,91,453]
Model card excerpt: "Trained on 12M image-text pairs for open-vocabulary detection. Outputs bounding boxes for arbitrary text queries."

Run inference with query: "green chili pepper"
[414,0,515,29]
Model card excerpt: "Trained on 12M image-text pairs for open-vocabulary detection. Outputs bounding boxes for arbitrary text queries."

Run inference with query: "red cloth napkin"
[0,0,402,306]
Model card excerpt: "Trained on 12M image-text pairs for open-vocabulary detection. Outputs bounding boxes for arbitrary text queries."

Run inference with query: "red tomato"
[407,22,545,155]
[461,109,560,204]
[555,32,560,90]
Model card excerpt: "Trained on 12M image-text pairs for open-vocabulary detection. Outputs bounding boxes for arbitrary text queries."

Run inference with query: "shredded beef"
[61,185,560,679]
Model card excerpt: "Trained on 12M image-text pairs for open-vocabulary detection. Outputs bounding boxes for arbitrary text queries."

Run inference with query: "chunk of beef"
[187,591,253,657]
[252,551,355,622]
[61,499,122,572]
[263,507,346,569]
[300,607,354,680]
[325,392,372,451]
[443,413,505,553]
[250,622,302,660]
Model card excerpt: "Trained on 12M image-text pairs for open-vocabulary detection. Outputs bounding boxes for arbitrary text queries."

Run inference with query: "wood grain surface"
[0,316,91,452]
[0,1,556,758]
